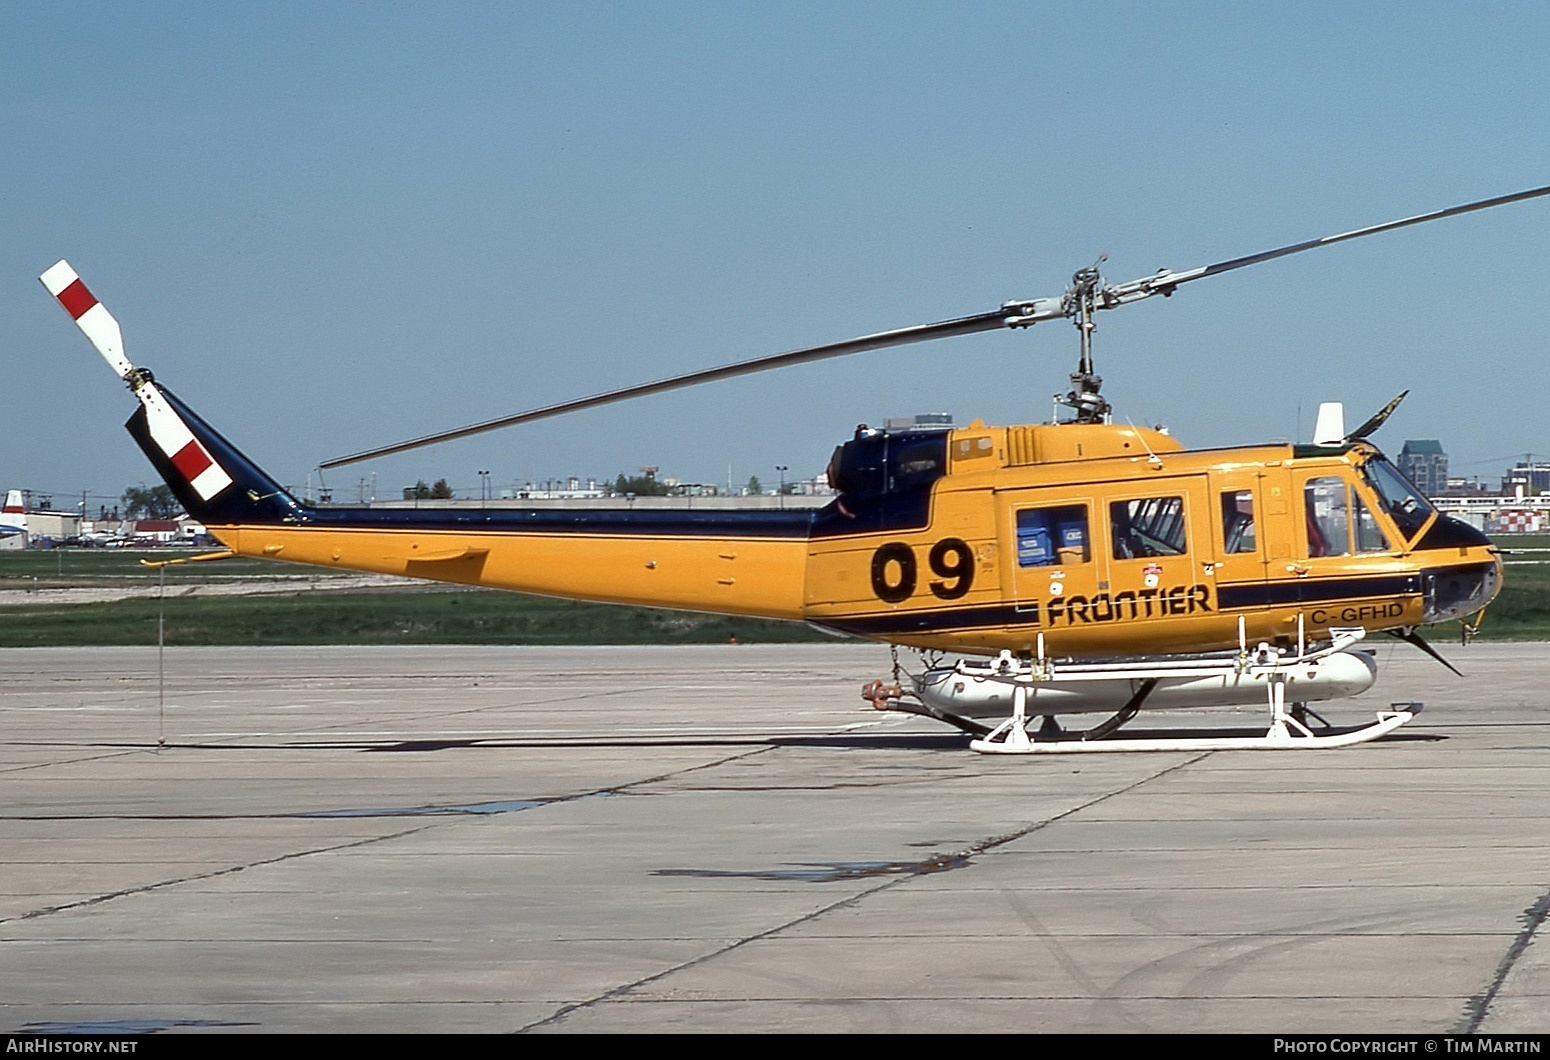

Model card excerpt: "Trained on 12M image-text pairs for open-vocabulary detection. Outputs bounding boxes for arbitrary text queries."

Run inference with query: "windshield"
[1362,456,1436,540]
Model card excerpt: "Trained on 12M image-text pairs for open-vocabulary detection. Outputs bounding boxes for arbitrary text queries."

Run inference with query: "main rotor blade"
[1103,183,1550,305]
[323,183,1550,469]
[1348,390,1409,441]
[320,309,1010,469]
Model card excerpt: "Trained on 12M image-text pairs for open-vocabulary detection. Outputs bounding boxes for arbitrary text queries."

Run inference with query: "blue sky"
[5,2,1550,507]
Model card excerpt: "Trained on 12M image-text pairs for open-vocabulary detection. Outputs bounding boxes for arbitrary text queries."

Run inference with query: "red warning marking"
[56,278,99,320]
[170,439,213,481]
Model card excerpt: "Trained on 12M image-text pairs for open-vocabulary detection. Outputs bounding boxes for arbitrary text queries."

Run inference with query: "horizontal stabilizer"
[404,547,492,563]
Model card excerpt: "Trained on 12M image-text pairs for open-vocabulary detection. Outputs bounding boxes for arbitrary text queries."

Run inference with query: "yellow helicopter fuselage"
[196,412,1500,659]
[47,184,1548,667]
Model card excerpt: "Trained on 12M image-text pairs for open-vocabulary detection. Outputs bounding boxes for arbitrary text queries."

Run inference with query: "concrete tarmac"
[1,641,1546,1034]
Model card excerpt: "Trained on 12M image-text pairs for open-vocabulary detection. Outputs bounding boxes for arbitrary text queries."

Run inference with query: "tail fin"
[1,490,25,536]
[41,260,306,527]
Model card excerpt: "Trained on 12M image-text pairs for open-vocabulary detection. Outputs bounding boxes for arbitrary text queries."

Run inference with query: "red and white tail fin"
[1,490,25,535]
[40,261,234,503]
[1,489,25,539]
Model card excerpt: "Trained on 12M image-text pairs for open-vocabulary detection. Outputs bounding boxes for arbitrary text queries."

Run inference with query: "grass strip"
[0,588,833,647]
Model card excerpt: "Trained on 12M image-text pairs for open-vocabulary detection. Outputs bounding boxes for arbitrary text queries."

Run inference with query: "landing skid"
[959,626,1419,754]
[969,706,1418,754]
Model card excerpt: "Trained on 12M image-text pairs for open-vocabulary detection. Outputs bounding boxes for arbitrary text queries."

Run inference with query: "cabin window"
[1221,490,1256,554]
[1111,496,1187,559]
[1016,505,1090,567]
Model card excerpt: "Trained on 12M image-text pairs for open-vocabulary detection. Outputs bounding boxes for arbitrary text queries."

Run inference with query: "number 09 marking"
[870,539,974,602]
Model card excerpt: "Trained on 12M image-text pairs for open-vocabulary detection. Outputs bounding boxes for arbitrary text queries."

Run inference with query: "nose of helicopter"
[1420,526,1501,625]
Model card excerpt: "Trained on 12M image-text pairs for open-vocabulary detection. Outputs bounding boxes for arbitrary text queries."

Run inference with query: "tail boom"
[217,518,811,620]
[43,259,812,623]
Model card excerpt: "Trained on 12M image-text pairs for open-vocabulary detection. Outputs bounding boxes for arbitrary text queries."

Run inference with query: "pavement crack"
[516,750,1210,1032]
[1455,885,1550,1033]
[0,748,149,775]
[0,826,430,926]
[603,744,778,793]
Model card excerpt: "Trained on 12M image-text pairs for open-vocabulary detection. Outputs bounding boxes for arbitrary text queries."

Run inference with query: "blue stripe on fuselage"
[297,505,818,538]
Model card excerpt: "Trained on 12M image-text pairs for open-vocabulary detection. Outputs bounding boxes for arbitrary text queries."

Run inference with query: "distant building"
[1500,460,1550,497]
[1434,494,1550,534]
[1441,477,1492,498]
[1398,440,1448,497]
[15,509,82,544]
[506,478,607,500]
[131,519,180,544]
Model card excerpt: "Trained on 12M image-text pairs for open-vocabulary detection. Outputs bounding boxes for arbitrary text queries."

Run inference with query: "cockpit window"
[1353,495,1389,553]
[1304,476,1392,557]
[1304,477,1351,558]
[1363,457,1435,539]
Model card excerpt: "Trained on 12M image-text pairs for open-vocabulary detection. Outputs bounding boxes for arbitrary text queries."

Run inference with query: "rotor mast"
[1061,259,1110,423]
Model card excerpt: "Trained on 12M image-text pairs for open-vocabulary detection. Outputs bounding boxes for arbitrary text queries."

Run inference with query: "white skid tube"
[962,627,1420,753]
[968,707,1417,754]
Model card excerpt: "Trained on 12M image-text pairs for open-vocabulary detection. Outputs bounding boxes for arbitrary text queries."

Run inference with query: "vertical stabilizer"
[0,490,26,536]
[41,261,304,527]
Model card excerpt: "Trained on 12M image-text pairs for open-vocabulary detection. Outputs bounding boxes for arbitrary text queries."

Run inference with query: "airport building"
[1499,459,1550,496]
[1432,494,1550,534]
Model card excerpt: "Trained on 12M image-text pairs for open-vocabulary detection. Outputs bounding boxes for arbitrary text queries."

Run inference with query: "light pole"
[776,465,788,509]
[477,470,491,506]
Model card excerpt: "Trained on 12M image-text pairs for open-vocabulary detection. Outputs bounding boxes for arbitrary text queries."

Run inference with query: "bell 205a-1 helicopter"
[42,186,1547,753]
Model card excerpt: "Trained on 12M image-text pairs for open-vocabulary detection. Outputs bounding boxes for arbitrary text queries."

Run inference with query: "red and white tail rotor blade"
[39,260,234,502]
[39,260,135,381]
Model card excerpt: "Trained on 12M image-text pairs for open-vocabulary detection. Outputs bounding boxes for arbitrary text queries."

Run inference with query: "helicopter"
[41,185,1545,753]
